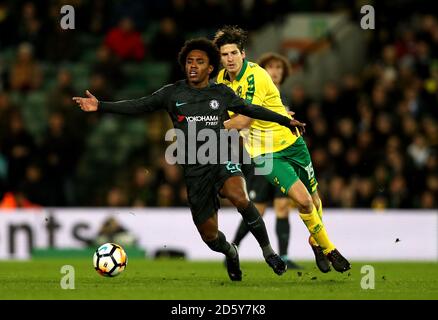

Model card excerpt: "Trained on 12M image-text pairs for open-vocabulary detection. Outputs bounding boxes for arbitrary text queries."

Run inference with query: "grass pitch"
[0,259,437,300]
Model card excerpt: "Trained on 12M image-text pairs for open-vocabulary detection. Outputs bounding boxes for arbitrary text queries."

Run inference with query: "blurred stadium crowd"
[0,0,437,209]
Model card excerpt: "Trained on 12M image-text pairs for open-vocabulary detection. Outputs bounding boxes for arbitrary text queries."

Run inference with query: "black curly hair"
[213,25,248,52]
[178,38,221,78]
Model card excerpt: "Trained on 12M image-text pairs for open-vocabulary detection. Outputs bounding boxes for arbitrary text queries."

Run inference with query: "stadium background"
[0,0,437,263]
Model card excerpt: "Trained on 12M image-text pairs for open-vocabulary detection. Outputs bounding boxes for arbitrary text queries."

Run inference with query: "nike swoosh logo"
[176,102,188,107]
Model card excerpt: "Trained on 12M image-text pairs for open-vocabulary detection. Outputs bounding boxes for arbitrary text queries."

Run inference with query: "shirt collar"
[236,59,248,82]
[223,59,248,82]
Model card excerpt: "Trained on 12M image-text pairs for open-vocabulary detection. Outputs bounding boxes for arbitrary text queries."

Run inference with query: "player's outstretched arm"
[73,87,168,115]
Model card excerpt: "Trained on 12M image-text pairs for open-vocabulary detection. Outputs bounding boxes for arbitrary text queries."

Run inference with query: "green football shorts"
[252,136,318,195]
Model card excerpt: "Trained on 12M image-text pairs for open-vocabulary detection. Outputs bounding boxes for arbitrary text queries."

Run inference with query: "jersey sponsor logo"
[245,74,255,102]
[209,99,219,110]
[236,86,242,97]
[176,101,188,107]
[185,115,218,122]
[312,223,322,234]
[176,114,219,125]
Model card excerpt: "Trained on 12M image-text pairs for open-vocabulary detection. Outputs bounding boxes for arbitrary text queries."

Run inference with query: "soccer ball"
[93,243,128,277]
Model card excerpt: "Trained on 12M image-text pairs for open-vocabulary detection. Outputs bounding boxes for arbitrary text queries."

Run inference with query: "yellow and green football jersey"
[217,60,298,157]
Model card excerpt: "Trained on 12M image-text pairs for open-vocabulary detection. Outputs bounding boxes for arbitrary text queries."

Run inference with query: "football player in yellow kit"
[214,26,350,273]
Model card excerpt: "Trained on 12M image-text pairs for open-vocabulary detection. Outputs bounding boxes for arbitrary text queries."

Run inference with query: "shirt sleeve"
[247,68,269,105]
[98,84,171,115]
[229,102,291,126]
[224,86,291,126]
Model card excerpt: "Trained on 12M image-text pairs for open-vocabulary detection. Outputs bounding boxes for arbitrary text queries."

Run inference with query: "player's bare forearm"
[224,114,253,130]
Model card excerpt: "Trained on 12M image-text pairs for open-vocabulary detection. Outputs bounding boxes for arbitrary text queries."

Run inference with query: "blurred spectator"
[288,84,310,121]
[104,16,145,61]
[373,112,394,149]
[408,134,431,168]
[129,166,156,207]
[84,0,112,35]
[0,190,40,209]
[388,175,410,208]
[9,43,43,92]
[157,184,175,207]
[88,73,113,101]
[16,2,45,59]
[0,92,17,143]
[45,68,91,142]
[420,191,436,209]
[47,68,77,113]
[370,84,390,111]
[373,164,390,192]
[356,178,375,208]
[1,111,36,190]
[257,51,292,107]
[106,187,128,207]
[326,176,345,207]
[337,117,355,145]
[45,25,80,63]
[149,16,185,82]
[19,162,48,205]
[40,112,81,206]
[0,1,15,47]
[339,74,360,117]
[154,157,185,206]
[92,45,125,91]
[421,117,438,148]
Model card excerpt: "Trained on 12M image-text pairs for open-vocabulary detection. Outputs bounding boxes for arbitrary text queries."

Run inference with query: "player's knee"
[230,193,250,211]
[275,206,289,218]
[297,197,313,213]
[274,200,289,217]
[231,196,249,210]
[200,230,218,243]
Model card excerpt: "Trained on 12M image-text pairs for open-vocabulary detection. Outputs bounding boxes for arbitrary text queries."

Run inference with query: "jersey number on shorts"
[226,161,242,173]
[304,163,315,180]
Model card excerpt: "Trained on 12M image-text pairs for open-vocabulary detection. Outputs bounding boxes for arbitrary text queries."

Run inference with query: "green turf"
[0,259,437,300]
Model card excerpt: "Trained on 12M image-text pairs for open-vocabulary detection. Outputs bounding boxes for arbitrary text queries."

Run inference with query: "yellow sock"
[300,206,335,255]
[316,198,323,221]
[309,199,324,246]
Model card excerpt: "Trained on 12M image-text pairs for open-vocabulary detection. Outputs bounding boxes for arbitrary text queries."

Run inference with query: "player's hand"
[72,90,99,112]
[287,111,295,117]
[288,119,306,136]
